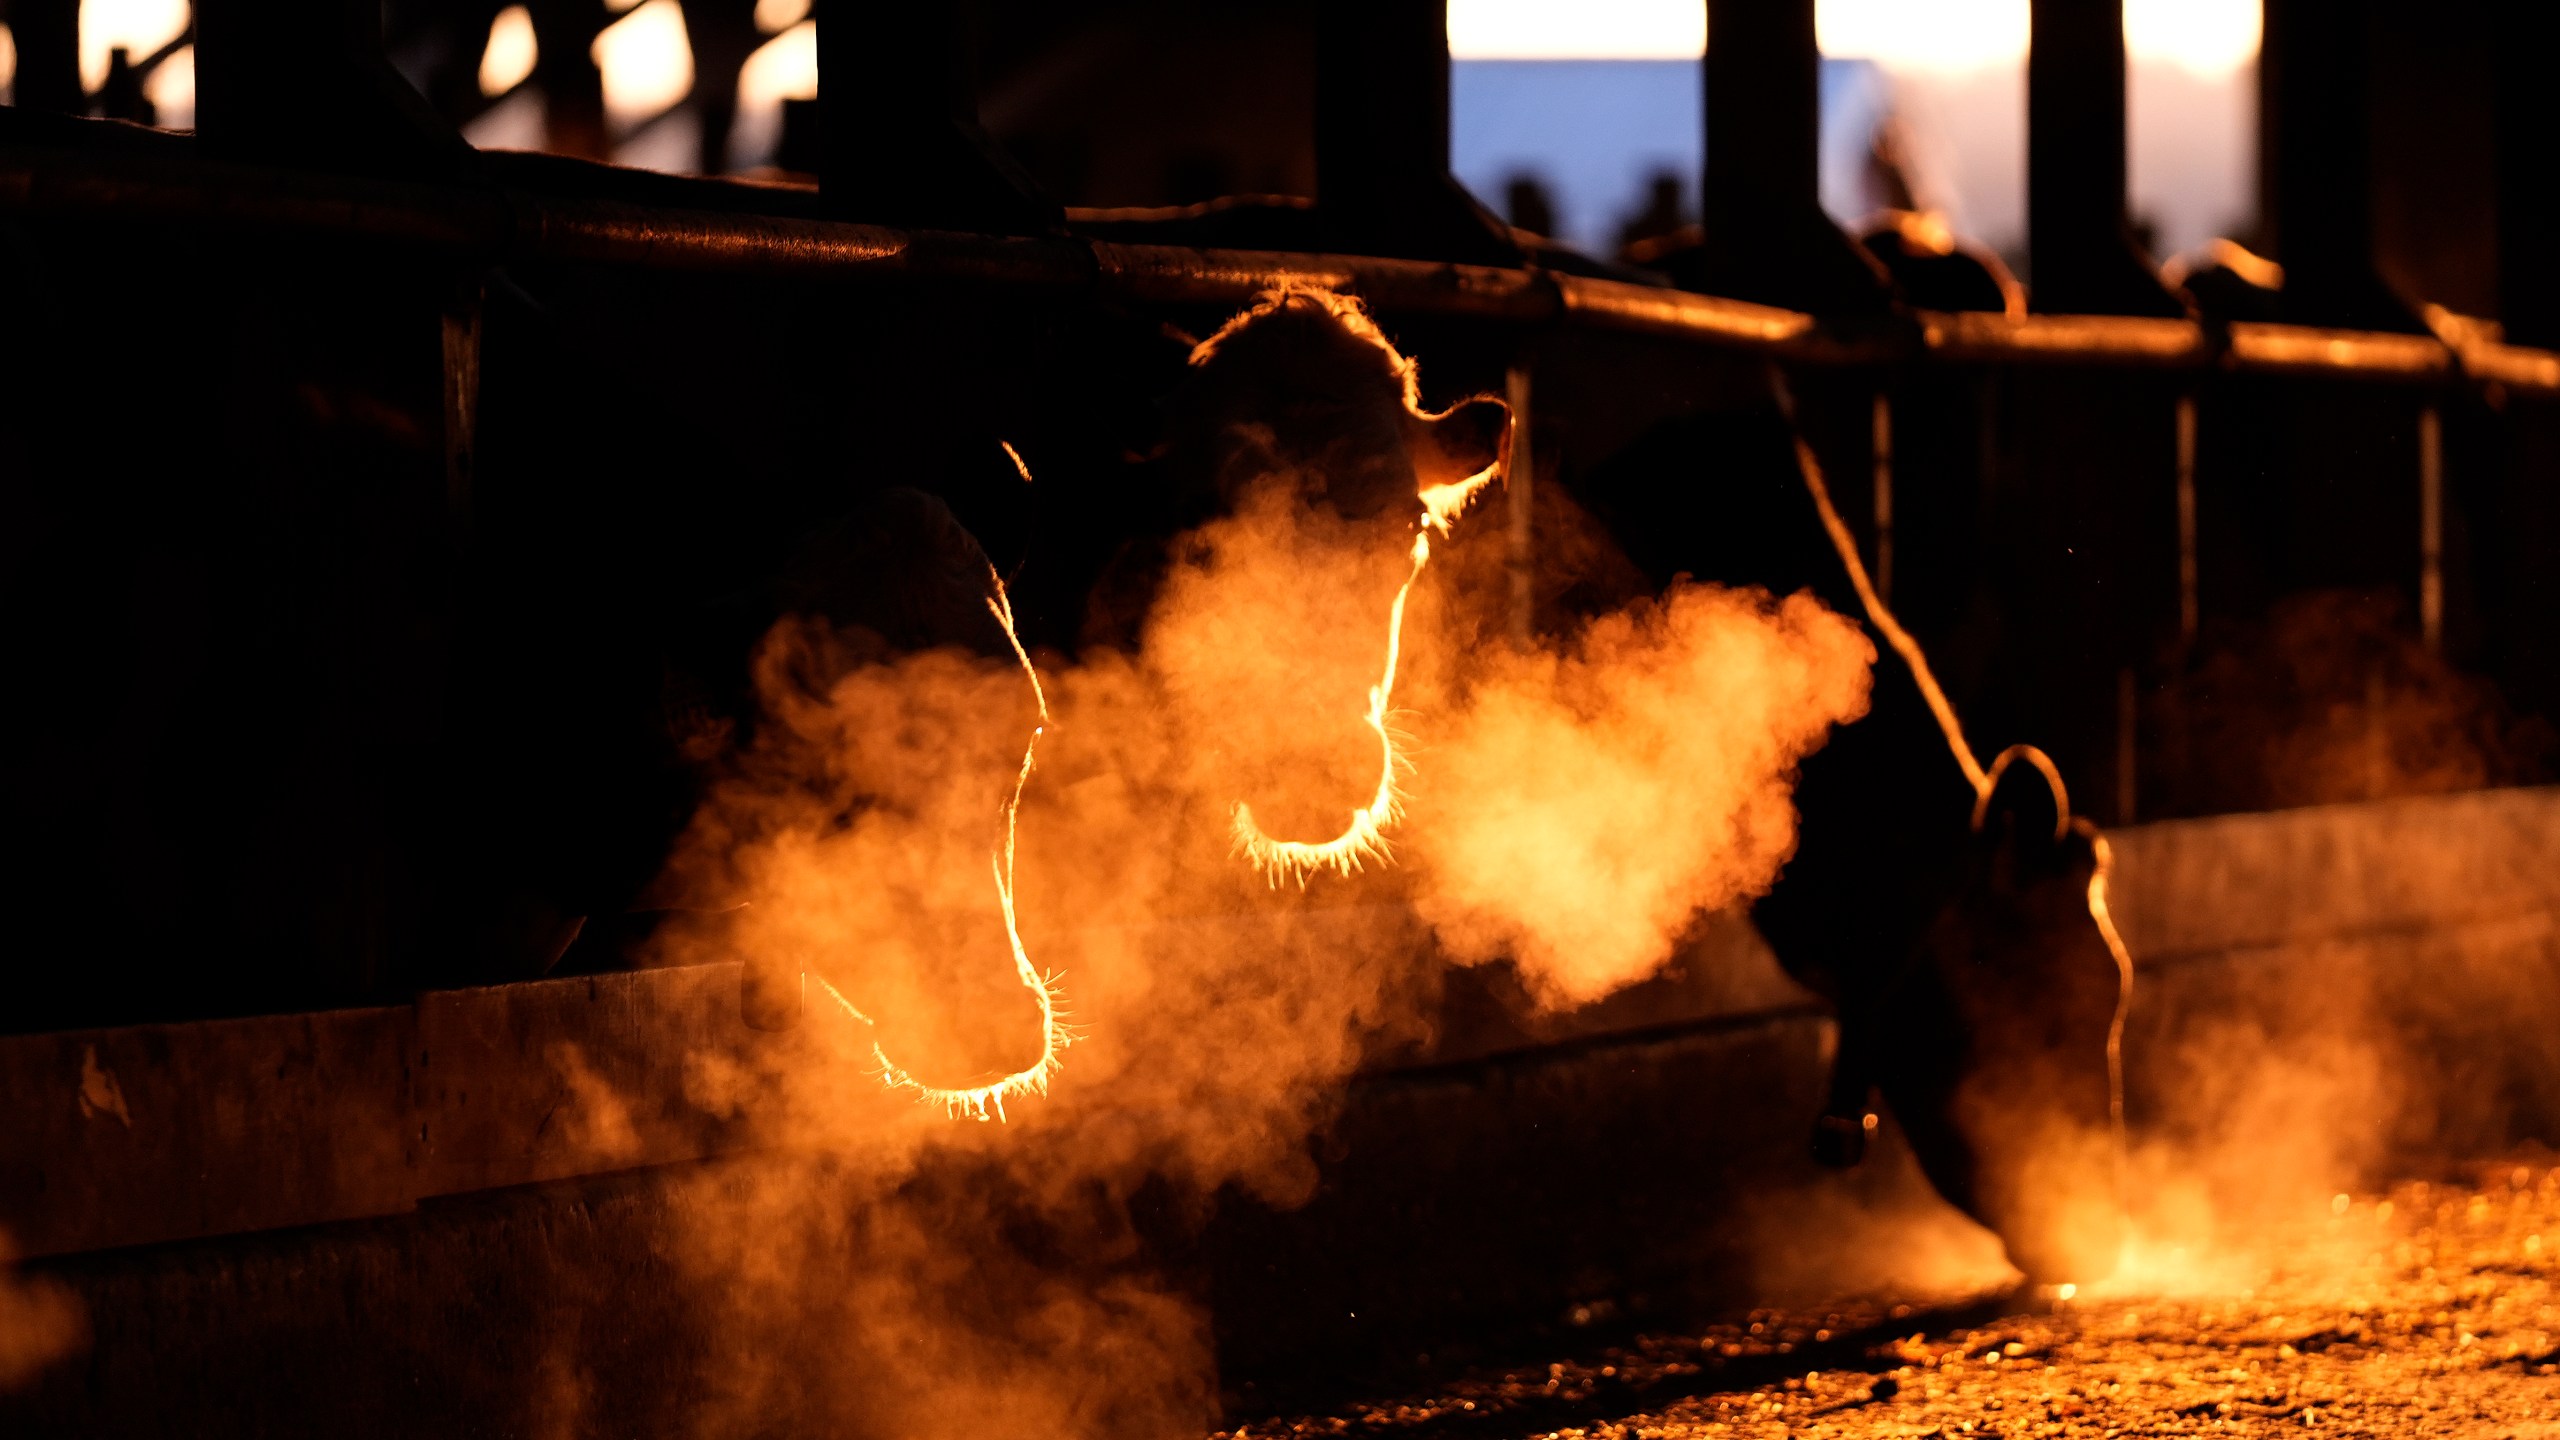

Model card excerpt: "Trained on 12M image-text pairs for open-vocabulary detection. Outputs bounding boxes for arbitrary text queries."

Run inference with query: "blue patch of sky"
[1452,58,1897,256]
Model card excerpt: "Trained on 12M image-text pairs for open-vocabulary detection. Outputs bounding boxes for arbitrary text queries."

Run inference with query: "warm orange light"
[815,568,1073,1122]
[1230,449,1501,888]
[1191,286,1507,889]
[753,0,809,34]
[730,18,817,164]
[591,0,695,129]
[478,5,537,97]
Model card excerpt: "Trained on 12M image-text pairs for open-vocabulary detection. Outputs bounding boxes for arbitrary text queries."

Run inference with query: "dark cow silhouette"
[568,286,2122,1283]
[1577,379,2125,1283]
[1141,289,2126,1281]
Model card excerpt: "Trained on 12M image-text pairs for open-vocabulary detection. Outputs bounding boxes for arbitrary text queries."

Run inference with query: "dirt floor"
[1219,1161,2560,1439]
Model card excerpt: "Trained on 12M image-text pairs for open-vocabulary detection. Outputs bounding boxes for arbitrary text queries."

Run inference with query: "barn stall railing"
[2,137,2550,392]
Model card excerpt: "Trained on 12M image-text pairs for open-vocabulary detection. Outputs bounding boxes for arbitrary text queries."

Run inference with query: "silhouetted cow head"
[1173,286,1509,527]
[1881,748,2129,1284]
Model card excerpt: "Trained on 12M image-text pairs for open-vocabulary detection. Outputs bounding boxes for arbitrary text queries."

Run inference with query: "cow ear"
[1973,745,2069,853]
[1413,395,1511,490]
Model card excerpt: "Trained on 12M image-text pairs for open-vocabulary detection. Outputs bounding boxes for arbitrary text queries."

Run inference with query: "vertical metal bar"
[681,0,763,175]
[523,0,610,161]
[1506,364,1535,644]
[2116,665,2138,824]
[1317,0,1451,214]
[2176,393,2199,647]
[2420,403,2444,652]
[1870,391,1894,604]
[2261,0,2417,330]
[9,0,84,114]
[196,0,467,173]
[1700,0,1885,311]
[1314,0,1515,263]
[2027,0,2180,315]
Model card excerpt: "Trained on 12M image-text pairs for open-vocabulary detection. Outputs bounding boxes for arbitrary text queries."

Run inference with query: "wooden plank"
[0,963,781,1259]
[415,965,771,1197]
[0,1006,414,1256]
[2104,786,2560,963]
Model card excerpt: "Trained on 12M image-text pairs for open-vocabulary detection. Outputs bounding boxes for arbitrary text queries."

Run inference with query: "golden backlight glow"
[141,41,190,127]
[662,289,1864,1174]
[2124,0,2261,75]
[1201,289,1507,888]
[1450,0,2258,75]
[77,0,187,93]
[730,18,816,164]
[591,0,694,129]
[629,291,1898,1432]
[1447,0,1705,60]
[816,571,1073,1123]
[739,19,815,103]
[1229,476,1496,886]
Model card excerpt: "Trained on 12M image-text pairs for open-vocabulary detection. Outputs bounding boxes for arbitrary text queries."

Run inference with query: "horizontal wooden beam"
[0,965,778,1259]
[9,788,2554,1262]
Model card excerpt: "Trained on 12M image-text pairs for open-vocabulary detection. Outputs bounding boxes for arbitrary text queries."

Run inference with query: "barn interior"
[3,1,2559,1435]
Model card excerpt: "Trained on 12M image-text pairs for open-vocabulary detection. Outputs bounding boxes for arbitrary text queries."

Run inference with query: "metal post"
[195,0,469,174]
[9,0,84,115]
[2261,0,2421,331]
[2116,665,2138,824]
[1314,0,1517,264]
[816,0,1056,233]
[522,0,609,161]
[2026,0,2183,316]
[682,0,763,175]
[1698,0,1889,312]
[1871,392,1895,603]
[2420,404,2443,652]
[2176,393,2198,648]
[1506,364,1536,643]
[2494,4,2560,348]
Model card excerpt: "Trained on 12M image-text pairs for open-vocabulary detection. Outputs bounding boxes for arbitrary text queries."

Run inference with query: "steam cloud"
[638,289,1876,1436]
[1410,583,1872,1006]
